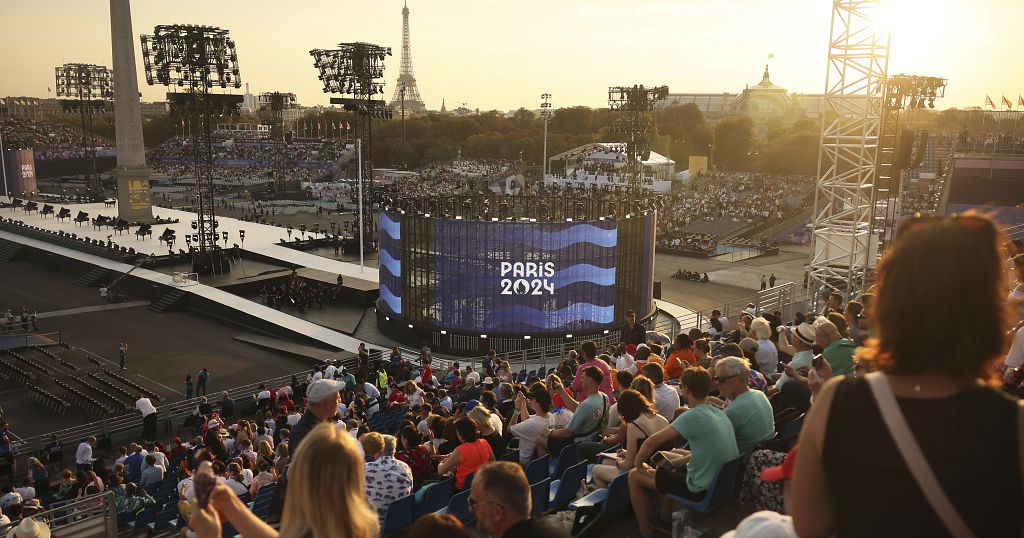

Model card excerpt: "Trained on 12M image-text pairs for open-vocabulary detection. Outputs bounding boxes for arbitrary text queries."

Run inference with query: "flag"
[345,121,350,130]
[1003,95,1013,109]
[337,121,342,129]
[986,95,996,109]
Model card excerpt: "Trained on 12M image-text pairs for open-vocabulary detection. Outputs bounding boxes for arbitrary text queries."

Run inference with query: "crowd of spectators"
[0,118,113,157]
[147,136,344,183]
[657,233,718,254]
[258,271,345,312]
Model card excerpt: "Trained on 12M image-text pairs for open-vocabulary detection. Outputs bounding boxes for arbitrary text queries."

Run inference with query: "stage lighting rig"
[259,92,297,193]
[310,41,392,251]
[141,23,242,275]
[884,75,946,111]
[55,63,113,197]
[608,84,668,205]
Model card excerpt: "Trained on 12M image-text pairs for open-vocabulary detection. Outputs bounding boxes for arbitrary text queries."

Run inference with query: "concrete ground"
[0,261,310,440]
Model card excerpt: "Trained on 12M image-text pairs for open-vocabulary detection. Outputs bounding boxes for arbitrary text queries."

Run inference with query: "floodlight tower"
[54,63,113,198]
[540,93,553,181]
[141,24,242,275]
[807,0,890,303]
[310,41,392,250]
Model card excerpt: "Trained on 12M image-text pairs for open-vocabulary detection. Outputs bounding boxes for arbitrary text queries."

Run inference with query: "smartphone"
[812,355,824,369]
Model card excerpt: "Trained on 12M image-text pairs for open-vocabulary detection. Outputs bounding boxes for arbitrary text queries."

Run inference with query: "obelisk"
[110,0,153,222]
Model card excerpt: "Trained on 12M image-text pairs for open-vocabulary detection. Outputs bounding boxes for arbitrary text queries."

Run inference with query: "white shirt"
[653,383,681,421]
[178,477,195,501]
[466,371,480,384]
[287,412,301,426]
[312,371,323,382]
[488,412,504,436]
[510,414,552,465]
[324,365,337,379]
[755,339,780,375]
[223,477,248,496]
[363,383,381,400]
[136,397,157,417]
[440,397,453,412]
[616,353,636,375]
[75,442,94,465]
[718,315,731,332]
[417,418,430,438]
[408,388,426,407]
[256,390,271,401]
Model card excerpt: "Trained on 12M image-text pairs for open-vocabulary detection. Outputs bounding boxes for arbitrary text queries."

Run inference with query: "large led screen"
[378,211,655,335]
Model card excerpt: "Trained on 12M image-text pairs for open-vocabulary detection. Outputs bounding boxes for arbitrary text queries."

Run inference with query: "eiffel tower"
[389,1,427,113]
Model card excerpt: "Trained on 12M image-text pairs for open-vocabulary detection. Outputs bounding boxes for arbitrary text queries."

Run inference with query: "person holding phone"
[591,390,668,488]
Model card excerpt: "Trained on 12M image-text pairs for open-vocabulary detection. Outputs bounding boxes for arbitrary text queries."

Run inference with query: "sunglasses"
[713,374,739,383]
[468,496,501,511]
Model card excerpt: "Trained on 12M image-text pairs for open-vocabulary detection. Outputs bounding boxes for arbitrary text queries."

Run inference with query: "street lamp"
[221,231,229,245]
[300,224,307,239]
[540,93,553,181]
[330,220,336,235]
[238,229,245,248]
[286,224,293,239]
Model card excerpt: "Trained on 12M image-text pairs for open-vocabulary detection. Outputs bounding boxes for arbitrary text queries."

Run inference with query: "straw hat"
[6,518,51,538]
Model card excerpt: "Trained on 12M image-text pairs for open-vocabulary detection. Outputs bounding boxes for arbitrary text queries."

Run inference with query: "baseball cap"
[306,379,344,403]
[625,344,638,355]
[761,445,798,482]
[793,322,816,346]
[464,399,480,414]
[720,511,796,538]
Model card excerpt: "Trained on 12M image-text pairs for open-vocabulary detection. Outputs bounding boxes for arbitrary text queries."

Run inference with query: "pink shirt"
[571,359,616,404]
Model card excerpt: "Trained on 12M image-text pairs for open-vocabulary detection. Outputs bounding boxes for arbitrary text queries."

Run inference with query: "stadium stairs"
[0,238,25,262]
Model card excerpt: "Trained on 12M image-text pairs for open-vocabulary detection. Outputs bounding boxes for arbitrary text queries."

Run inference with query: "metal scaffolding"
[808,0,890,302]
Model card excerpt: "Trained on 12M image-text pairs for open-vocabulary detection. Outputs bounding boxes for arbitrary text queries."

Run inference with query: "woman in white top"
[222,463,248,496]
[404,381,425,407]
[508,385,553,465]
[591,389,668,488]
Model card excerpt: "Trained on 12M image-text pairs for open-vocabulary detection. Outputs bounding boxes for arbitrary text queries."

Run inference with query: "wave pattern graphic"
[379,284,402,314]
[516,224,617,250]
[378,248,401,277]
[551,264,617,289]
[379,212,401,241]
[482,304,614,330]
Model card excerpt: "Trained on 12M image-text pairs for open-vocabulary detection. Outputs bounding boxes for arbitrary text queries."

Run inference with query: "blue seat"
[499,450,520,463]
[116,511,135,528]
[779,413,805,439]
[530,478,551,518]
[525,454,550,484]
[547,460,589,511]
[222,522,238,538]
[567,471,631,536]
[665,457,744,514]
[382,494,415,536]
[131,506,158,529]
[237,491,251,505]
[416,478,453,515]
[549,443,578,480]
[440,488,473,524]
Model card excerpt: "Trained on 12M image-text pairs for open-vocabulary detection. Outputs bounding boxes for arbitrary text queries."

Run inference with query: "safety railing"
[0,491,119,538]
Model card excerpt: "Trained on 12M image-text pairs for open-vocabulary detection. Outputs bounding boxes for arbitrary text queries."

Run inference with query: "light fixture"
[524,335,531,340]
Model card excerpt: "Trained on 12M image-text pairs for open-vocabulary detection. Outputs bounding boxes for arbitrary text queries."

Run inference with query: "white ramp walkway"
[0,229,374,354]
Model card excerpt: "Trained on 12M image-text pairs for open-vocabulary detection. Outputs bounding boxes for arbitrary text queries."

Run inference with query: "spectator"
[437,418,494,491]
[196,368,210,397]
[750,317,780,377]
[395,426,434,485]
[408,513,469,538]
[4,518,49,538]
[508,384,553,465]
[116,482,154,515]
[496,383,516,420]
[591,389,669,488]
[642,363,681,421]
[628,368,739,538]
[288,379,343,454]
[218,391,235,419]
[188,423,379,538]
[222,463,248,496]
[571,341,616,403]
[459,377,481,403]
[542,366,609,460]
[791,213,1023,537]
[74,437,96,473]
[24,458,48,498]
[470,461,570,538]
[814,319,856,376]
[665,334,696,380]
[139,455,164,492]
[362,433,413,526]
[714,357,775,456]
[468,406,506,457]
[249,461,276,498]
[622,310,646,345]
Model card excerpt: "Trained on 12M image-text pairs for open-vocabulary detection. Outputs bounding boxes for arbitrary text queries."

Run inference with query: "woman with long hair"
[188,423,379,538]
[791,213,1024,537]
[591,389,669,488]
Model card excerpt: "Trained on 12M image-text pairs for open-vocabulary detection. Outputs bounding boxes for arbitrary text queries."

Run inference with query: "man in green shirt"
[714,356,775,455]
[543,366,608,458]
[815,320,856,376]
[628,367,739,538]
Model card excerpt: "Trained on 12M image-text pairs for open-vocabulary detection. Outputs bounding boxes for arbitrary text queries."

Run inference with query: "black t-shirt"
[621,323,646,345]
[502,517,570,538]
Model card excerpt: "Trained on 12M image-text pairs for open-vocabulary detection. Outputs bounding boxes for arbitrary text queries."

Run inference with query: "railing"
[0,491,119,538]
[0,331,63,348]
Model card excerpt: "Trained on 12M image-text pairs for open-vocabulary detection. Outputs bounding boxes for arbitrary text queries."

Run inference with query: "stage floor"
[7,202,379,283]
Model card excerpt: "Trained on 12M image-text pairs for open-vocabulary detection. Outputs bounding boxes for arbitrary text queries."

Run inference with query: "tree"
[713,116,756,171]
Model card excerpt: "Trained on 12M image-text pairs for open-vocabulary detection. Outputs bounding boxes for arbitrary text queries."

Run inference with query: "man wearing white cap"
[773,323,817,391]
[289,378,343,454]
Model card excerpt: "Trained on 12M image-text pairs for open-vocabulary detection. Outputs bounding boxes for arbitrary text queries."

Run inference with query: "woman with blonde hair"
[188,423,379,538]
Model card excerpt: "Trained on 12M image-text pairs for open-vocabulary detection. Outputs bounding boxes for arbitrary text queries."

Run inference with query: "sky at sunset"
[2,0,1023,112]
